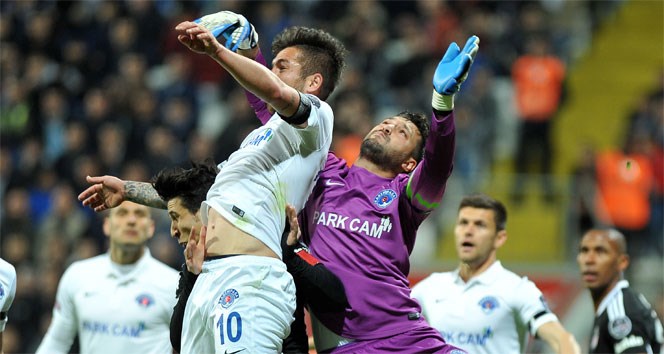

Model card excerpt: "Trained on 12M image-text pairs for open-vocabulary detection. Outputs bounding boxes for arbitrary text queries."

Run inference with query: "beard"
[360,138,403,172]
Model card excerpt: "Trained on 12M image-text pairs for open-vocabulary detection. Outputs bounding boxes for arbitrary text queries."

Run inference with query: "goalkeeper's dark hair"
[458,193,507,232]
[272,26,347,100]
[396,111,429,162]
[152,159,219,213]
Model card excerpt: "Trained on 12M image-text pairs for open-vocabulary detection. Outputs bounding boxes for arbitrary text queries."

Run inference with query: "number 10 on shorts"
[217,311,242,344]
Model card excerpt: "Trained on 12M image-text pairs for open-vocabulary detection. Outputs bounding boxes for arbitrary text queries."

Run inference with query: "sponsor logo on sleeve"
[244,128,274,147]
[609,316,632,339]
[306,94,321,108]
[219,289,240,309]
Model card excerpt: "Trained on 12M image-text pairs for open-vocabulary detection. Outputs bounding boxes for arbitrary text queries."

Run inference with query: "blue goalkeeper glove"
[432,35,480,111]
[193,11,258,52]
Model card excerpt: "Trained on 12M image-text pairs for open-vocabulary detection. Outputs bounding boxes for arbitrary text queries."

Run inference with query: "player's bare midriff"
[205,207,279,259]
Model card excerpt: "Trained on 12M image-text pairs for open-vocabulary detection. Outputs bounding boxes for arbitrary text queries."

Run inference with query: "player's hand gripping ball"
[194,11,258,52]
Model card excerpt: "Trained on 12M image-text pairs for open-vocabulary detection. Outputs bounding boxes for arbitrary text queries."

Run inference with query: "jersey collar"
[105,248,152,281]
[454,260,503,286]
[596,279,629,316]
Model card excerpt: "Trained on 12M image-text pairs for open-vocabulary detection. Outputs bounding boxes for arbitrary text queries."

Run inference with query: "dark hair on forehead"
[152,159,219,213]
[396,111,429,162]
[459,193,507,231]
[271,26,347,100]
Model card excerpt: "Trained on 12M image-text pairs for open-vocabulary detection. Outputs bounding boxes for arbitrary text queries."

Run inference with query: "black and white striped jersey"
[590,280,663,354]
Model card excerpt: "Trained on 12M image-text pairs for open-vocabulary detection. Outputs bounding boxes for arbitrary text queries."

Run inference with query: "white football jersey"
[0,258,17,332]
[203,95,333,258]
[36,250,178,354]
[411,261,558,354]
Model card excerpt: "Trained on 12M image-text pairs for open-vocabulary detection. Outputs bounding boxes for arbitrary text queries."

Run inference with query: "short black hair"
[396,111,430,162]
[151,159,218,213]
[271,26,347,100]
[459,193,507,231]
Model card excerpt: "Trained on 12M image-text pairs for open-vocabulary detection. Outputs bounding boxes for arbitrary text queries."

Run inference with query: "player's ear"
[618,253,629,272]
[495,230,507,248]
[401,157,417,173]
[305,73,323,94]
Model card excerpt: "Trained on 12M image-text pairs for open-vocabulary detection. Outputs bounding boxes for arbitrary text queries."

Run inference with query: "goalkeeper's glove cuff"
[432,89,454,111]
[238,24,258,50]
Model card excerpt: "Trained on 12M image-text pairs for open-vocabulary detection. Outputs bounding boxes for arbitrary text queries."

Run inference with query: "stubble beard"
[360,139,402,172]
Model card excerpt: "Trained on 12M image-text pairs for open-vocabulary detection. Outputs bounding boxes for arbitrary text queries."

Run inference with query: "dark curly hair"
[151,159,219,213]
[396,111,430,162]
[271,26,347,100]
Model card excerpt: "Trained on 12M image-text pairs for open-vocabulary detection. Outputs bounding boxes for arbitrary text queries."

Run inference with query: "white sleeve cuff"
[431,90,454,111]
[530,312,559,336]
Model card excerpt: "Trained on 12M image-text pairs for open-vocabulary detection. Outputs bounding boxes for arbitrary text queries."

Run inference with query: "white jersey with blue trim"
[203,95,333,258]
[411,261,558,354]
[0,258,17,332]
[36,250,178,354]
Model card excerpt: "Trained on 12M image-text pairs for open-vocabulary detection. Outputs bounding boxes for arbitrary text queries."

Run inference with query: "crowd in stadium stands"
[1,0,655,352]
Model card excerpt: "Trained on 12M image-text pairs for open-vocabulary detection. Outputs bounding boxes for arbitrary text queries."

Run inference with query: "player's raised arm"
[78,175,166,212]
[406,35,480,212]
[175,17,304,125]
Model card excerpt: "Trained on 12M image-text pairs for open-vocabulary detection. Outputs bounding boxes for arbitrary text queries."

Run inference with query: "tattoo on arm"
[125,182,167,209]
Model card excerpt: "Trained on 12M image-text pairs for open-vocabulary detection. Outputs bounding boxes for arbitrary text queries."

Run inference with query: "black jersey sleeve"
[282,240,348,311]
[170,263,199,353]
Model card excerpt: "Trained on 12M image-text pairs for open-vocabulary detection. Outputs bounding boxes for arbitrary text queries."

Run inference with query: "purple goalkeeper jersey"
[247,49,455,340]
[300,110,455,340]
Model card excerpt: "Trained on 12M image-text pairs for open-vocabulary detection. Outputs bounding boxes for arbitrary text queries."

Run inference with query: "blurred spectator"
[1,188,34,243]
[454,66,498,193]
[36,182,90,259]
[595,135,654,259]
[96,122,128,176]
[144,124,182,175]
[510,35,566,205]
[35,86,70,166]
[54,121,91,182]
[0,76,32,147]
[330,89,374,166]
[568,144,599,244]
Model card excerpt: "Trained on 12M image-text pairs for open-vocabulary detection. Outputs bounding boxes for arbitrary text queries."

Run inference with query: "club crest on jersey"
[219,289,239,309]
[374,189,397,208]
[608,316,632,339]
[135,293,154,308]
[478,296,499,314]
